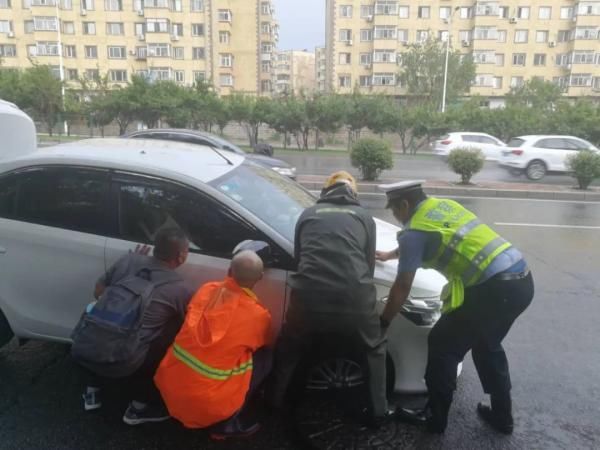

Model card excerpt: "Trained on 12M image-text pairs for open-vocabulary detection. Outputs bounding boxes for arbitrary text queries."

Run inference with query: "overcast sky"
[274,0,325,51]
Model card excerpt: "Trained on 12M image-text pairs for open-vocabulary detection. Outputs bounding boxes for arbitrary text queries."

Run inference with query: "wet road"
[1,198,599,449]
[279,153,600,187]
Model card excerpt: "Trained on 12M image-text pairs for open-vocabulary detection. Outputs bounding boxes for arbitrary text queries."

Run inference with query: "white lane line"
[494,222,600,230]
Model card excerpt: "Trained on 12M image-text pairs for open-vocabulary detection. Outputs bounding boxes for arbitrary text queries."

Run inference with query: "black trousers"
[269,290,388,417]
[425,272,534,431]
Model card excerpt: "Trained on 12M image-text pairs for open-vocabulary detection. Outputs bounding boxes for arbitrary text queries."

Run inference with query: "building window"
[261,22,271,34]
[0,44,16,57]
[517,6,530,19]
[512,53,526,66]
[0,20,11,33]
[594,77,600,90]
[146,19,168,33]
[560,7,573,19]
[510,76,524,88]
[170,0,182,12]
[0,0,10,7]
[261,43,272,53]
[171,23,183,36]
[339,53,351,64]
[148,43,170,57]
[459,7,472,19]
[261,2,270,15]
[110,70,127,82]
[360,29,373,41]
[193,71,205,82]
[190,0,202,12]
[66,68,78,80]
[374,26,396,40]
[498,6,509,18]
[536,30,549,43]
[495,53,504,66]
[373,73,395,86]
[338,75,351,88]
[106,22,124,35]
[572,51,596,64]
[85,69,100,80]
[578,2,600,15]
[339,29,352,42]
[219,74,233,86]
[360,75,372,87]
[84,45,97,58]
[108,46,126,59]
[398,29,409,43]
[32,17,58,31]
[62,21,75,34]
[418,6,430,19]
[493,77,502,89]
[81,0,94,9]
[25,21,34,33]
[398,5,409,18]
[575,27,599,40]
[474,74,494,87]
[172,46,184,59]
[261,61,271,73]
[514,30,529,43]
[63,45,76,58]
[476,2,498,16]
[533,53,546,66]
[174,70,184,83]
[361,5,374,17]
[339,5,353,18]
[474,27,498,40]
[29,0,57,5]
[191,23,204,36]
[261,80,271,92]
[439,6,451,19]
[192,47,205,59]
[497,30,507,42]
[557,30,571,42]
[220,53,232,67]
[538,6,551,19]
[376,1,399,15]
[359,53,372,65]
[570,74,592,87]
[373,50,396,63]
[555,53,570,66]
[218,9,232,22]
[82,22,96,35]
[219,31,230,44]
[104,0,122,11]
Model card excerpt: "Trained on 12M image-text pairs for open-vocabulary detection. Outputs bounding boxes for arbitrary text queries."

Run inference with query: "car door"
[104,172,290,337]
[0,167,109,341]
[477,135,504,160]
[533,138,562,170]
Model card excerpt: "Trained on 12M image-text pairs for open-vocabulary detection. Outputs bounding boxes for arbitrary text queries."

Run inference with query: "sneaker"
[82,388,102,411]
[209,423,261,441]
[122,402,170,426]
[477,403,514,435]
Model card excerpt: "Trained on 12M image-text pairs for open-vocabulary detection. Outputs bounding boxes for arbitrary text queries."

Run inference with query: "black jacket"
[289,183,377,313]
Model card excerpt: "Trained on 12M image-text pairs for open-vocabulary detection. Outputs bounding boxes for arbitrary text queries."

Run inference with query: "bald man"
[155,251,272,440]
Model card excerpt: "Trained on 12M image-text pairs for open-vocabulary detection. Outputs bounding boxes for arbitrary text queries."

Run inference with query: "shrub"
[350,138,394,181]
[447,147,485,185]
[566,150,600,190]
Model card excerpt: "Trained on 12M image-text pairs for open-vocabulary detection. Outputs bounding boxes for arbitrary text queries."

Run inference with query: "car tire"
[526,160,547,181]
[0,309,14,348]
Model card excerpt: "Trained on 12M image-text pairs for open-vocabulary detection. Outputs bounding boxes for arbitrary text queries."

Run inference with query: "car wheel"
[526,160,547,181]
[0,310,14,348]
[306,357,364,391]
[509,168,523,177]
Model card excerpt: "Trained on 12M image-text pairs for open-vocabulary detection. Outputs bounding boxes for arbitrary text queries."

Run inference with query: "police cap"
[379,180,425,208]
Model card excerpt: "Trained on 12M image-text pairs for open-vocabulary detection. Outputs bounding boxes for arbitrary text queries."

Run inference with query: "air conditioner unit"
[346,39,353,46]
[7,31,14,38]
[462,40,471,47]
[137,34,145,41]
[171,34,179,41]
[137,9,144,16]
[80,8,87,16]
[549,41,556,47]
[509,17,517,24]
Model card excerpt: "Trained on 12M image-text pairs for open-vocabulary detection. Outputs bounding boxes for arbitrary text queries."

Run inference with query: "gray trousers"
[270,291,388,417]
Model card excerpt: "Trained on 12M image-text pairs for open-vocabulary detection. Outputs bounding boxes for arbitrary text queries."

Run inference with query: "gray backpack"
[71,268,178,378]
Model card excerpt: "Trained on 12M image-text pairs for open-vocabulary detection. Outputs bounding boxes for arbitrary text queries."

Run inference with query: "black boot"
[477,393,514,435]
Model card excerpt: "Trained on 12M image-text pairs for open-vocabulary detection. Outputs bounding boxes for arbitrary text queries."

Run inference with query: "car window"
[566,139,589,150]
[478,136,497,145]
[461,135,480,143]
[0,174,18,219]
[535,138,567,150]
[14,168,110,235]
[507,138,525,147]
[116,177,260,257]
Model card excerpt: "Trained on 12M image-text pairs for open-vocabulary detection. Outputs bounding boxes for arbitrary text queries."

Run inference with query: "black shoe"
[122,402,170,426]
[477,403,514,435]
[209,423,261,441]
[364,408,396,429]
[396,407,428,426]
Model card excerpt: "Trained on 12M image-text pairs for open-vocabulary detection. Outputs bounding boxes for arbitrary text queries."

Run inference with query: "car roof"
[0,99,37,161]
[1,138,244,183]
[451,132,495,136]
[515,135,583,140]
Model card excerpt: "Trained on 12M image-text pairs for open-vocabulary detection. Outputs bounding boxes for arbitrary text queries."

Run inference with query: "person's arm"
[376,248,400,262]
[94,281,106,300]
[381,271,416,326]
[366,216,377,274]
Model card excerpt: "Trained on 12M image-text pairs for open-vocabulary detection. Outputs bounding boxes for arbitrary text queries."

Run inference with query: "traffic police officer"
[377,180,534,434]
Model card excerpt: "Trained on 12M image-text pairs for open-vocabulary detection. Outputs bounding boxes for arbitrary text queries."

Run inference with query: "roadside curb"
[297,178,600,202]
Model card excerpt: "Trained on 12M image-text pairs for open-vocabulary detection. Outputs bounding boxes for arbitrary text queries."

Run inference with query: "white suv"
[0,101,447,394]
[499,135,600,181]
[432,132,506,161]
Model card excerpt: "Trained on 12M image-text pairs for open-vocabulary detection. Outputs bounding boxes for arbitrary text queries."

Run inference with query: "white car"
[433,132,506,161]
[0,101,447,394]
[499,135,600,181]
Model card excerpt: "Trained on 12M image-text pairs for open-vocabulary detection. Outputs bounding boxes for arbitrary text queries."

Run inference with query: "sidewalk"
[297,175,600,202]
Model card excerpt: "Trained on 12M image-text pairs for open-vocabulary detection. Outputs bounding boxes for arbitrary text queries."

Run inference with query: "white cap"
[379,180,426,206]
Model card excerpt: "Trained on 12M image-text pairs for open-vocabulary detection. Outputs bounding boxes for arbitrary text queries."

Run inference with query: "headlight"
[379,295,441,327]
[272,167,297,177]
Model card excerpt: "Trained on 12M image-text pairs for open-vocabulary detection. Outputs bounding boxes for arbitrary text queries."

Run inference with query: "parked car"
[432,132,506,161]
[123,128,297,180]
[499,135,600,180]
[0,102,447,394]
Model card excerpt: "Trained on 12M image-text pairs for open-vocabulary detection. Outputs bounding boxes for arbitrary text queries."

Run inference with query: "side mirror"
[232,240,272,265]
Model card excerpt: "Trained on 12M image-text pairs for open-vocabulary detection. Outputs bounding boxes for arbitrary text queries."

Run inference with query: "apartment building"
[273,49,317,95]
[0,0,278,95]
[316,45,327,92]
[325,0,600,103]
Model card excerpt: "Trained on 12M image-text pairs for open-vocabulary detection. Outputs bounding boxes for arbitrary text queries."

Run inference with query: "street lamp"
[55,0,68,135]
[441,6,460,113]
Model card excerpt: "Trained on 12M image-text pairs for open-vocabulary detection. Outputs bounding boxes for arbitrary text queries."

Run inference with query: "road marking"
[494,222,600,230]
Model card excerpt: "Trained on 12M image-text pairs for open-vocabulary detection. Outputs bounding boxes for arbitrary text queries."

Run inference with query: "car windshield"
[208,134,246,155]
[209,163,315,241]
[507,138,525,147]
[578,138,599,151]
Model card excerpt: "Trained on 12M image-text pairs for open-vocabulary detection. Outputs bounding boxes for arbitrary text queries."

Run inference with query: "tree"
[0,68,23,105]
[364,96,399,137]
[266,96,304,149]
[566,150,600,190]
[351,138,394,181]
[79,73,115,137]
[399,38,476,109]
[19,65,64,136]
[227,94,273,147]
[311,94,346,149]
[447,147,485,184]
[505,79,563,111]
[344,91,373,147]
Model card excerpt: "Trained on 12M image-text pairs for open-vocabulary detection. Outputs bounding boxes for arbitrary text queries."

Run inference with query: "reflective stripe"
[173,344,253,381]
[462,237,510,284]
[315,207,358,215]
[436,218,482,271]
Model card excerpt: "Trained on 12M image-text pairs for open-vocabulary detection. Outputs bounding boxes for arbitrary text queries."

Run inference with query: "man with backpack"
[71,228,192,425]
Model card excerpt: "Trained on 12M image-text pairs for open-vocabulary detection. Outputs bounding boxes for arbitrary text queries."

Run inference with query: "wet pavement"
[1,198,599,449]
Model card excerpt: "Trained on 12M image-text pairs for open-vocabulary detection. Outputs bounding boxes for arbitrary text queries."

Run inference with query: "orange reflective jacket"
[154,277,272,429]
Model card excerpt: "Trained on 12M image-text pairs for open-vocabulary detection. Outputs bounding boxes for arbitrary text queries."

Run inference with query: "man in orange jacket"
[154,250,272,440]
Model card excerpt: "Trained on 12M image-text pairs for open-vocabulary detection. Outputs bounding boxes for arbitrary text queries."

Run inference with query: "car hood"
[247,154,292,168]
[373,218,447,296]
